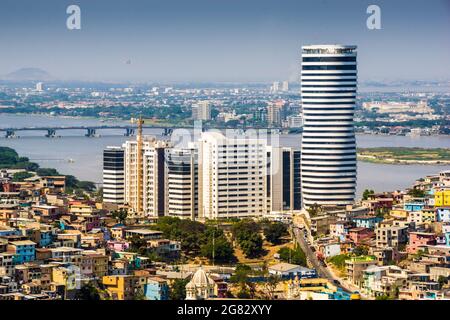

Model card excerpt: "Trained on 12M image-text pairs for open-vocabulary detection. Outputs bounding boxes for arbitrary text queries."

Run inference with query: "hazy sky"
[0,0,449,82]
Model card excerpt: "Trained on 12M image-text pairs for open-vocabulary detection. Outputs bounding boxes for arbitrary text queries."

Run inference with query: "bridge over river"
[0,125,300,138]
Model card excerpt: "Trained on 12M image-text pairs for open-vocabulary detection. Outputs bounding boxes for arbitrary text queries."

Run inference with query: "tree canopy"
[232,220,264,258]
[263,222,288,245]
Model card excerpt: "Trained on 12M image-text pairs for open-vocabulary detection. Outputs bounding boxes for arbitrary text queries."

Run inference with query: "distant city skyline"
[0,0,449,82]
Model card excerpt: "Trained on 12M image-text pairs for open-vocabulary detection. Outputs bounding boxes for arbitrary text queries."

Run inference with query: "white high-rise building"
[281,81,289,92]
[267,100,284,127]
[270,81,280,93]
[300,45,357,208]
[36,82,44,92]
[192,101,211,121]
[198,132,267,219]
[103,146,125,204]
[123,137,171,217]
[287,114,303,128]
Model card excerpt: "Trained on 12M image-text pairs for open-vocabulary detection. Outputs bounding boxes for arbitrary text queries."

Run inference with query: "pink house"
[346,227,375,245]
[107,240,130,251]
[407,232,436,254]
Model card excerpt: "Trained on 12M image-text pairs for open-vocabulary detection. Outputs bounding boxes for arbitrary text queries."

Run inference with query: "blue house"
[0,228,20,237]
[404,202,425,212]
[144,278,169,300]
[436,207,450,223]
[8,240,36,264]
[352,216,383,229]
[39,230,53,247]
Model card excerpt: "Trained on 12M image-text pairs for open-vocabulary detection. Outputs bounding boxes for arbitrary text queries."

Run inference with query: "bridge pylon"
[124,128,135,137]
[85,128,97,137]
[5,130,16,138]
[45,129,57,138]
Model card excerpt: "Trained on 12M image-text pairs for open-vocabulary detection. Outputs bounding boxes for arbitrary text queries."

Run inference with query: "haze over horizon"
[0,0,449,83]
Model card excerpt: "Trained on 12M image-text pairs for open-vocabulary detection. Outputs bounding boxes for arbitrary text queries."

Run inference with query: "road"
[292,226,354,294]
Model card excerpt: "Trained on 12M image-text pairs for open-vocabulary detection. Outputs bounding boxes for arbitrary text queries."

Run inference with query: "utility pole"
[212,228,215,267]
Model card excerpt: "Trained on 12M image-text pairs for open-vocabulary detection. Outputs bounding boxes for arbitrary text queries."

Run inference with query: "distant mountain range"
[2,68,54,81]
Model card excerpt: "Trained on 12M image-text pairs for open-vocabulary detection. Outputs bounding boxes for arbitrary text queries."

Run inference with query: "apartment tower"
[266,146,302,213]
[300,45,357,207]
[102,146,125,204]
[165,146,198,220]
[123,137,171,217]
[198,131,267,219]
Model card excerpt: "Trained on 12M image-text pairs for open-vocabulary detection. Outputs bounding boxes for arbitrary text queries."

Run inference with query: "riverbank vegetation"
[357,147,450,164]
[0,146,96,193]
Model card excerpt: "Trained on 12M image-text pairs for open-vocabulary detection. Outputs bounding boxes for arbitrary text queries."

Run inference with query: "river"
[0,114,448,198]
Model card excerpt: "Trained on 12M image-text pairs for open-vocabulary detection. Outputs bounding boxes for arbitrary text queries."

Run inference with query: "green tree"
[230,264,256,299]
[278,246,307,266]
[327,254,350,269]
[353,246,369,256]
[112,208,128,224]
[362,189,375,200]
[232,220,264,258]
[306,203,321,217]
[408,188,425,198]
[156,216,207,255]
[77,180,96,192]
[133,287,147,300]
[262,275,281,300]
[12,171,34,182]
[232,220,260,242]
[169,278,189,300]
[36,168,60,176]
[240,233,263,258]
[200,235,235,263]
[75,282,101,300]
[129,235,147,254]
[438,275,448,289]
[0,147,39,171]
[263,222,288,245]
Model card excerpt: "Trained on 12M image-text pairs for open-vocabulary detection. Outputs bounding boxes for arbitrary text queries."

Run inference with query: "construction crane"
[131,117,144,214]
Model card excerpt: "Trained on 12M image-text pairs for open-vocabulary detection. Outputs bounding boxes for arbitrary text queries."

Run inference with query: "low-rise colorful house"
[347,228,374,245]
[345,256,377,286]
[362,265,408,298]
[404,202,425,212]
[317,242,341,259]
[434,189,450,207]
[144,277,169,300]
[407,232,436,254]
[7,240,36,264]
[436,207,450,223]
[329,221,352,241]
[102,275,139,300]
[352,216,383,229]
[107,240,130,252]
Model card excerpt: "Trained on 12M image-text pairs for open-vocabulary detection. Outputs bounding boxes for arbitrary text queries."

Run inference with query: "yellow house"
[90,254,109,278]
[435,189,450,207]
[52,267,77,290]
[421,208,436,222]
[102,275,138,300]
[69,204,95,216]
[390,208,408,220]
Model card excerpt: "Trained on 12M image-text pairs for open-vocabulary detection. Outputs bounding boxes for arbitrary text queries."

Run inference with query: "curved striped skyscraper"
[300,45,357,208]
